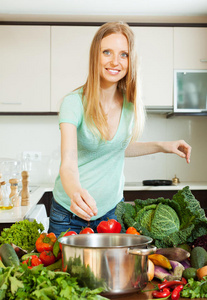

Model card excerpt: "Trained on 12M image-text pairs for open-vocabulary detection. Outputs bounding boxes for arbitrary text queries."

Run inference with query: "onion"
[147,259,155,281]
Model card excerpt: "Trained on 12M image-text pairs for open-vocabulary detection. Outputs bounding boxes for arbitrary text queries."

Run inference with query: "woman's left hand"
[161,140,191,164]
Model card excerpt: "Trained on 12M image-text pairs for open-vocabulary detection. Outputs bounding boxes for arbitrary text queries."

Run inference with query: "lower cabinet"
[38,192,53,217]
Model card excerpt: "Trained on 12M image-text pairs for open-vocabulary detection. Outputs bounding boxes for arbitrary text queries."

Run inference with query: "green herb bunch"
[0,264,107,300]
[181,276,207,298]
[0,219,44,252]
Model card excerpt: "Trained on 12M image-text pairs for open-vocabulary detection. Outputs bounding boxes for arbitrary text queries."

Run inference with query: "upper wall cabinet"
[133,27,173,107]
[0,26,50,112]
[174,28,207,70]
[51,26,98,112]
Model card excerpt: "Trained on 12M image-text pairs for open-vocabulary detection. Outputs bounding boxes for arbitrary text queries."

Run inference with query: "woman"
[48,22,191,237]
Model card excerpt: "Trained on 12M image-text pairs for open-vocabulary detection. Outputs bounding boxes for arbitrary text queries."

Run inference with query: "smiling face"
[99,33,129,87]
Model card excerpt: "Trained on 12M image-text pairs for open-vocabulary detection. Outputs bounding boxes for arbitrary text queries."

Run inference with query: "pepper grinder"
[9,178,20,207]
[21,171,30,206]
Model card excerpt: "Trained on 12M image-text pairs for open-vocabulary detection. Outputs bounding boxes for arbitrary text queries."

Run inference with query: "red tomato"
[39,250,56,266]
[63,231,77,237]
[126,227,140,235]
[97,219,122,233]
[59,231,77,251]
[80,227,94,234]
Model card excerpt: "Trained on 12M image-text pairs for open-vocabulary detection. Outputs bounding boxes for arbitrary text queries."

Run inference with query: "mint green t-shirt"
[53,88,134,220]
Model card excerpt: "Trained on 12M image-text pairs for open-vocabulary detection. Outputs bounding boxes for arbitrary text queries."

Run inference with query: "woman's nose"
[111,54,119,66]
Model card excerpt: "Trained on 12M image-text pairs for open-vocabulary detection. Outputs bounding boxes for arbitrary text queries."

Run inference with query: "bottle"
[0,182,13,210]
[9,178,20,207]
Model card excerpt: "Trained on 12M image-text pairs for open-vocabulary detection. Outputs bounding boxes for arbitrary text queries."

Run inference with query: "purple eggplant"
[169,260,185,280]
[180,259,191,269]
[154,265,172,280]
[156,247,190,262]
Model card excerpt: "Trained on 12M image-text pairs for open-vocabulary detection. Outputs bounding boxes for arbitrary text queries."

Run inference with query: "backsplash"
[0,114,207,185]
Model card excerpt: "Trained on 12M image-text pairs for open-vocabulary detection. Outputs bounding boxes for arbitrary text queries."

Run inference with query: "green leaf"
[9,276,24,295]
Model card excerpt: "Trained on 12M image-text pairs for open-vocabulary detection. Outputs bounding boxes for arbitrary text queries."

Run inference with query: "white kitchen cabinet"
[0,26,50,112]
[51,26,174,110]
[133,27,174,107]
[51,26,98,112]
[174,28,207,70]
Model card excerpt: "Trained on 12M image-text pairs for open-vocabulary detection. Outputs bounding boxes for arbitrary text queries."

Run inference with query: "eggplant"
[169,260,185,280]
[156,247,190,262]
[180,259,191,269]
[154,265,171,280]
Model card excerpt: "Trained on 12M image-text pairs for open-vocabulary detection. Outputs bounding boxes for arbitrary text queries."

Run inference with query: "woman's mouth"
[106,68,120,75]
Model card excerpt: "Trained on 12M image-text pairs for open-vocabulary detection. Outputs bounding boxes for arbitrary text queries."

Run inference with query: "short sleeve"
[59,91,83,128]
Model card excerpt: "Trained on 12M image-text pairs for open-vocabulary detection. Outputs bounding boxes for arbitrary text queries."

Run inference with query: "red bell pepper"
[36,232,57,253]
[97,219,122,233]
[39,250,56,266]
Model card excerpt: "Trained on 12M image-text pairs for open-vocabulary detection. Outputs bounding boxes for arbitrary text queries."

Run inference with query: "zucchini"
[0,243,20,267]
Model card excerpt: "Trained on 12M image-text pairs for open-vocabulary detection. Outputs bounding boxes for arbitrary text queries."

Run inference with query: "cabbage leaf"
[116,186,207,248]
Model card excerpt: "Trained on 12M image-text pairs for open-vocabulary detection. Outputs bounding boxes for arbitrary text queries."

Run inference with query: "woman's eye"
[103,50,111,56]
[121,52,128,58]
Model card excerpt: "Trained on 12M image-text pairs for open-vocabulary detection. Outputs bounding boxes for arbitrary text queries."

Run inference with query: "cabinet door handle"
[0,102,22,105]
[200,59,207,62]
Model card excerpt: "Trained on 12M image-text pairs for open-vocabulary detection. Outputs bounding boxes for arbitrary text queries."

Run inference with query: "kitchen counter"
[0,181,207,224]
[0,184,53,224]
[124,181,207,191]
[105,281,187,300]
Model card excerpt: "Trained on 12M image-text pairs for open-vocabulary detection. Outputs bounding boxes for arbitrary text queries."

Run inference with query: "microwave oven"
[174,70,207,113]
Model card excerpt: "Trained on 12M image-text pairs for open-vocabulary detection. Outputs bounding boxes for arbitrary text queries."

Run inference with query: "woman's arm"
[125,140,191,163]
[59,123,97,220]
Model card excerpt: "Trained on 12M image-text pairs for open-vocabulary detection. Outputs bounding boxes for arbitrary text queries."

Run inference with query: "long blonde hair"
[82,21,145,141]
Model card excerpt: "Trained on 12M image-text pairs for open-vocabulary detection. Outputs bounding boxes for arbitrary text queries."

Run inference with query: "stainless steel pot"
[59,233,156,295]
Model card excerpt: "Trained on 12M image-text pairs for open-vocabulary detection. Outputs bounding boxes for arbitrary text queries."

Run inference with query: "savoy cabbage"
[115,186,207,248]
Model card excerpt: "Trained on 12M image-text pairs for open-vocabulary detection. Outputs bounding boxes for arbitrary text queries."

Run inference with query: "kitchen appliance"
[59,233,156,295]
[174,70,207,113]
[24,204,49,233]
[142,180,172,186]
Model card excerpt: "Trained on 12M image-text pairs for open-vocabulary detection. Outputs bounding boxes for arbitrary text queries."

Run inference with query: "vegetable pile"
[115,186,207,248]
[0,264,108,300]
[0,219,44,252]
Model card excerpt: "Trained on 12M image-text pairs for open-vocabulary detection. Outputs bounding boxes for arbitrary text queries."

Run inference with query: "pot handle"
[128,245,157,256]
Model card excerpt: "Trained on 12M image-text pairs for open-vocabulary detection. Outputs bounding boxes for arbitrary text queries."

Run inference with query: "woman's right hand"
[70,188,98,221]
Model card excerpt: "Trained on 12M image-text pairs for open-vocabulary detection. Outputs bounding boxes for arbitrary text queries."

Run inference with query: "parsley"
[0,264,108,300]
[0,219,44,252]
[181,277,207,298]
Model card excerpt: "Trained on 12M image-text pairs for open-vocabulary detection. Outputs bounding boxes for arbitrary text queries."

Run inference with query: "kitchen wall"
[0,114,207,185]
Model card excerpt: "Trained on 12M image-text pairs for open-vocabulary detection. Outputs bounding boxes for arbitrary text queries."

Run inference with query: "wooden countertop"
[106,281,187,300]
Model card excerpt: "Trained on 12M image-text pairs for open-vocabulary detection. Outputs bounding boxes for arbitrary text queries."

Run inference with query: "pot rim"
[59,233,153,249]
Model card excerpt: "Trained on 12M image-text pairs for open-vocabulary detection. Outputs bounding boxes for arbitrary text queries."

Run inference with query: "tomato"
[80,227,94,234]
[59,231,77,251]
[22,255,42,268]
[39,250,56,266]
[126,227,140,235]
[97,219,122,233]
[63,231,77,237]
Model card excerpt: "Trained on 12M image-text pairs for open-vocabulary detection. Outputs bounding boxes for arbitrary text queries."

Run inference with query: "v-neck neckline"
[106,94,125,143]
